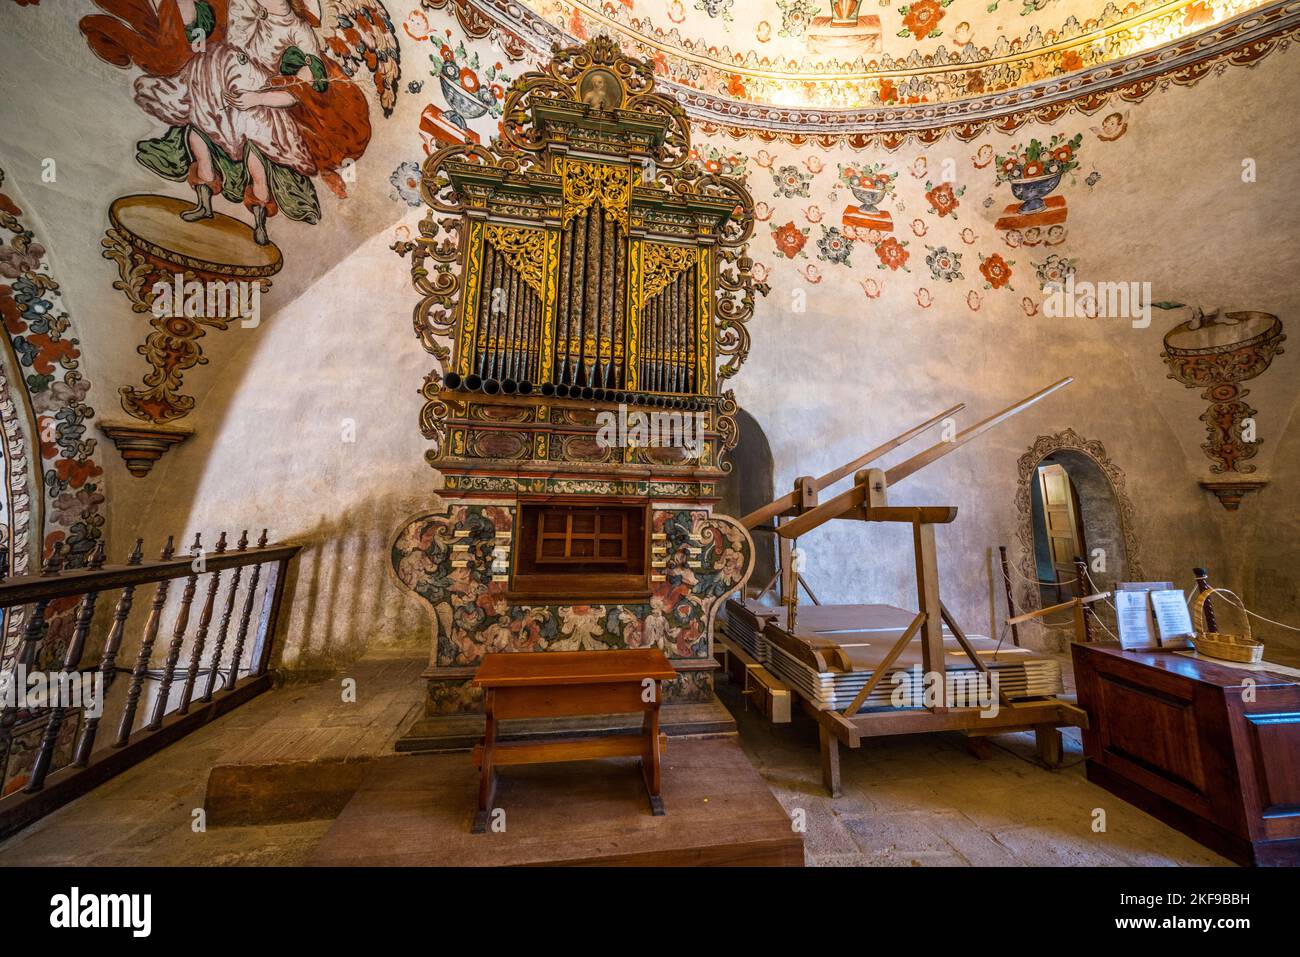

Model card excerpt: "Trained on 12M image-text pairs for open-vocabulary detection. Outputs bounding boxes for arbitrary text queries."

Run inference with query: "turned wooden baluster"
[202,530,247,702]
[999,545,1021,648]
[178,532,226,714]
[73,539,144,766]
[17,543,66,671]
[226,530,268,689]
[0,544,64,739]
[25,542,107,792]
[1193,567,1218,632]
[114,536,175,746]
[146,533,202,731]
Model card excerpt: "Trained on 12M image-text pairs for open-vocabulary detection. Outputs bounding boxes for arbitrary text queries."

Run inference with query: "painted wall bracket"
[1161,309,1285,474]
[1199,479,1267,511]
[97,419,194,478]
[101,195,279,424]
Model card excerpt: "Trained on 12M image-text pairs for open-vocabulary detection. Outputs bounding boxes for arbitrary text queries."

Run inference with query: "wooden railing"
[0,531,300,838]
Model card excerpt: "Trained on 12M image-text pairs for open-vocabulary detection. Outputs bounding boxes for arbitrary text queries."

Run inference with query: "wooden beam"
[1006,591,1110,626]
[884,378,1072,486]
[841,612,925,717]
[738,404,964,529]
[774,484,860,539]
[867,506,958,525]
[813,404,965,492]
[939,602,990,676]
[844,700,1078,737]
[913,520,945,712]
[775,495,957,540]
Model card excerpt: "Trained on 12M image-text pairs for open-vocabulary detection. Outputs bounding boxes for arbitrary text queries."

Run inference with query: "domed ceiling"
[473,0,1277,127]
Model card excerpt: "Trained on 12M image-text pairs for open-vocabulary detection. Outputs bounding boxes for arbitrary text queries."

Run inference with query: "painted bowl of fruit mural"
[439,72,493,120]
[1009,172,1063,213]
[848,184,887,211]
[1162,311,1285,389]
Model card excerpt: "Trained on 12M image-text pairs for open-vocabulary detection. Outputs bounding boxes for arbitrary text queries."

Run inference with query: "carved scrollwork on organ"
[401,37,765,478]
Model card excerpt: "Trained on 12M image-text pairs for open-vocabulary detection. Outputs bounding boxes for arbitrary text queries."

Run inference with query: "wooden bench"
[470,649,677,833]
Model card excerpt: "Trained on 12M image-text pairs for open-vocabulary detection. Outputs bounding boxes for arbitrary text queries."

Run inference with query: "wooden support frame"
[735,380,1078,795]
[808,693,1085,795]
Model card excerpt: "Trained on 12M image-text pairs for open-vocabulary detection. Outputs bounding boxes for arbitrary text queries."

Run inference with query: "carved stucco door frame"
[1012,429,1143,621]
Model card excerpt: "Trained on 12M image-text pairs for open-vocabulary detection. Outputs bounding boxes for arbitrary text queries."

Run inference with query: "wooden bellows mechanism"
[744,377,1073,703]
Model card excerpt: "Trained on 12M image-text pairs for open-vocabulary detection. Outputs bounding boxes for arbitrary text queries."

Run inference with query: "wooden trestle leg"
[642,694,665,816]
[472,691,498,834]
[1034,724,1063,768]
[818,724,842,797]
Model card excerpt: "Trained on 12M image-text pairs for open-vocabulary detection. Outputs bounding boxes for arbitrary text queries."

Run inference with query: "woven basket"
[1190,588,1263,663]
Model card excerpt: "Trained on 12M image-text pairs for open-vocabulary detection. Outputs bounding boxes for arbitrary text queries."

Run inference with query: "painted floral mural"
[510,0,1272,111]
[392,503,752,668]
[0,169,106,572]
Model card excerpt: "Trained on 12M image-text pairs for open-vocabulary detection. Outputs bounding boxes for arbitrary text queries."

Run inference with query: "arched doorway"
[1014,430,1143,626]
[0,359,41,665]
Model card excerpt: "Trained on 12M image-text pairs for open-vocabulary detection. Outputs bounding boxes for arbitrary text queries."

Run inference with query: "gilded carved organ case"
[392,39,766,719]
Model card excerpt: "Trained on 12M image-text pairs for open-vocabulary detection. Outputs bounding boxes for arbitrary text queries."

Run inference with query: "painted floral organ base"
[392,499,753,714]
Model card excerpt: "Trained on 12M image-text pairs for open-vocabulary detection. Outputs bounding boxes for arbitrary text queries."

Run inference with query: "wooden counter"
[1072,642,1300,866]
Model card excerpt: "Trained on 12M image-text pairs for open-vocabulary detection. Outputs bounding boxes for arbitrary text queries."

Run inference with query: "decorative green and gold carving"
[560,159,634,232]
[484,224,548,298]
[642,242,694,300]
[400,37,764,473]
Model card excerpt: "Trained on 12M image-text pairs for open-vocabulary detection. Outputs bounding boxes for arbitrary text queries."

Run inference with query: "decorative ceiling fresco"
[438,0,1289,133]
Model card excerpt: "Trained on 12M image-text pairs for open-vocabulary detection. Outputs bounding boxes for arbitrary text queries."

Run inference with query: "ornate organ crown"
[404,37,766,477]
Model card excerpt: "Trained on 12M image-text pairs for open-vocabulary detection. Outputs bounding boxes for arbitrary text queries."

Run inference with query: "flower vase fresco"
[994,134,1082,236]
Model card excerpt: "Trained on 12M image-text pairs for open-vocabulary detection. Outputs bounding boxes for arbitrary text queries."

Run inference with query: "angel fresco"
[80,0,400,246]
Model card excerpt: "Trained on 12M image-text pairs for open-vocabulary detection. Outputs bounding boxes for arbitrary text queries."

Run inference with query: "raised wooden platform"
[307,735,803,866]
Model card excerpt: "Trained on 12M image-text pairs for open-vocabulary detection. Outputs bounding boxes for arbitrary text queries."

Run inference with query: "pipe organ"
[392,38,766,735]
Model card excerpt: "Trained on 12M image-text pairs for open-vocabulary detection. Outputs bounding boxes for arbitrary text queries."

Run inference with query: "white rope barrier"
[1202,586,1300,633]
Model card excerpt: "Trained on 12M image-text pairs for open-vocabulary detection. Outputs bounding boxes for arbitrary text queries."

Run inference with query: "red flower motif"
[902,0,946,41]
[772,221,807,259]
[875,237,910,271]
[55,457,103,488]
[25,332,80,375]
[980,254,1013,289]
[0,285,27,335]
[1060,50,1083,72]
[925,182,960,218]
[879,78,898,104]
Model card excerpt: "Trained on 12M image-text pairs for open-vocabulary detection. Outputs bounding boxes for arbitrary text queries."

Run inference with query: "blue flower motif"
[816,226,854,266]
[389,161,422,207]
[925,245,964,282]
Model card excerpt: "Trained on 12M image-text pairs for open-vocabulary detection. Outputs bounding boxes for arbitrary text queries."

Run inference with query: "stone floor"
[0,649,1232,866]
[715,679,1230,867]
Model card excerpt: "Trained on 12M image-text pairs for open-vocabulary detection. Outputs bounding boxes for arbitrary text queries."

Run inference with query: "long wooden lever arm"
[884,377,1072,486]
[776,378,1073,539]
[739,403,965,530]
